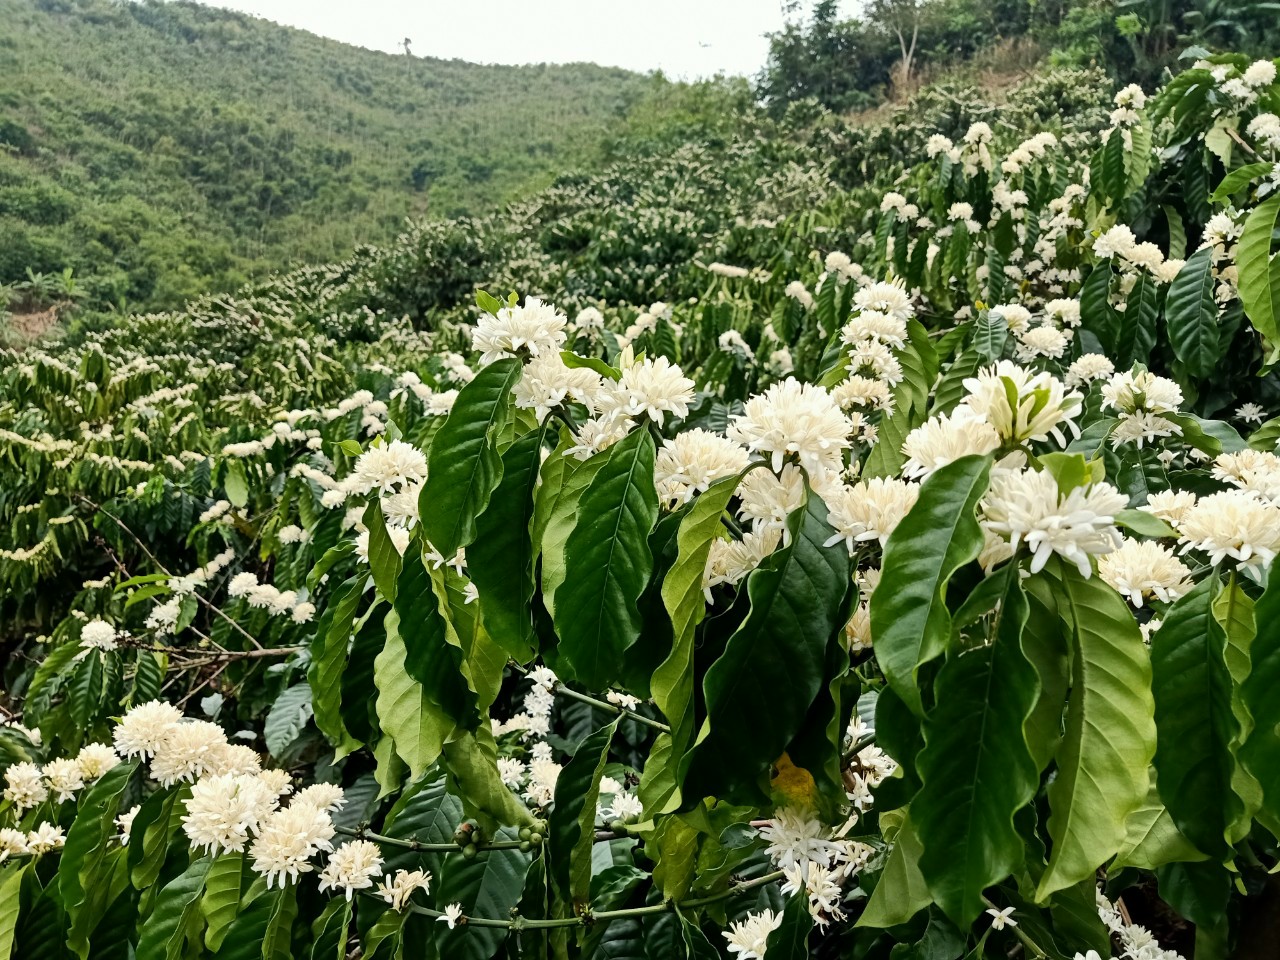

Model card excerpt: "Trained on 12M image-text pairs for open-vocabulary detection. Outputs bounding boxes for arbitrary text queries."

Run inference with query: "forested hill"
[0,0,656,310]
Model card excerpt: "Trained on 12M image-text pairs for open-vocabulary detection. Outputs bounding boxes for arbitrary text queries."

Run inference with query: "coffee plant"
[2,53,1280,960]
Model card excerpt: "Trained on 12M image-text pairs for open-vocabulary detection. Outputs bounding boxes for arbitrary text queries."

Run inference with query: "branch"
[78,496,265,650]
[507,662,672,734]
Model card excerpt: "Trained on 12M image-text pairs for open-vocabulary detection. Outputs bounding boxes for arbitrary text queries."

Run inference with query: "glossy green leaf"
[421,357,522,558]
[0,865,26,960]
[308,574,365,758]
[871,454,992,716]
[375,605,452,780]
[857,816,931,928]
[467,423,547,660]
[1032,559,1156,900]
[685,487,850,805]
[396,556,478,728]
[135,856,211,960]
[264,684,312,760]
[1166,248,1221,378]
[1240,560,1280,835]
[437,828,532,960]
[550,719,620,907]
[1151,577,1240,859]
[61,761,137,956]
[442,728,537,831]
[555,427,659,689]
[1113,782,1207,870]
[763,891,813,960]
[651,472,744,792]
[915,576,1039,925]
[1238,193,1280,345]
[308,899,351,960]
[363,499,403,603]
[201,853,245,952]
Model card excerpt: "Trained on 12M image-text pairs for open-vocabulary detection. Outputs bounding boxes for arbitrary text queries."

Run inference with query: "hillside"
[0,0,656,310]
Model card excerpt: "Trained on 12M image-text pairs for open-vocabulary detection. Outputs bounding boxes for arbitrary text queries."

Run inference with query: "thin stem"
[335,824,630,851]
[841,732,877,767]
[118,638,300,660]
[398,869,785,929]
[507,662,671,734]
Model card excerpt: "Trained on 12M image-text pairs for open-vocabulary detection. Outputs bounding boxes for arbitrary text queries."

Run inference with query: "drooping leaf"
[60,761,136,956]
[915,576,1039,925]
[1238,194,1280,346]
[871,454,993,716]
[1113,782,1207,870]
[421,357,522,558]
[308,574,365,758]
[1032,559,1156,900]
[857,816,932,928]
[395,555,478,729]
[201,853,246,952]
[1166,248,1221,378]
[1151,577,1240,860]
[649,472,744,798]
[135,857,211,960]
[685,487,850,805]
[374,607,452,780]
[468,424,547,660]
[550,719,620,907]
[555,428,659,689]
[1240,560,1280,835]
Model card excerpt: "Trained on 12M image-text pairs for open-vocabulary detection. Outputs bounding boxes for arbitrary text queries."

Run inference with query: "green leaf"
[763,891,813,960]
[1151,577,1240,860]
[1113,782,1207,870]
[476,289,503,314]
[1164,205,1187,260]
[383,766,463,880]
[871,454,993,717]
[651,473,744,788]
[550,719,620,907]
[421,357,522,558]
[1031,559,1156,900]
[224,461,249,508]
[375,606,452,780]
[1114,509,1178,539]
[857,816,931,928]
[538,443,608,616]
[442,729,536,831]
[261,885,297,960]
[1166,248,1221,379]
[915,576,1040,925]
[468,423,546,661]
[555,428,659,689]
[264,684,312,760]
[972,310,1008,361]
[201,854,245,952]
[308,574,365,758]
[561,351,620,380]
[0,865,27,960]
[361,909,405,960]
[1240,561,1280,835]
[685,487,851,805]
[437,829,532,960]
[309,899,351,960]
[135,857,211,960]
[363,499,403,603]
[1115,272,1158,368]
[61,761,137,956]
[130,785,189,891]
[1210,162,1274,203]
[395,557,478,728]
[1238,194,1280,345]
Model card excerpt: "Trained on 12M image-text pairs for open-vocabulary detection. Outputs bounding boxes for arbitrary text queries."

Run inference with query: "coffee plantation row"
[2,54,1280,960]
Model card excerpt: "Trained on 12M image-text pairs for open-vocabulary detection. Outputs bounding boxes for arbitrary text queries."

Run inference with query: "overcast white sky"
[191,1,857,79]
